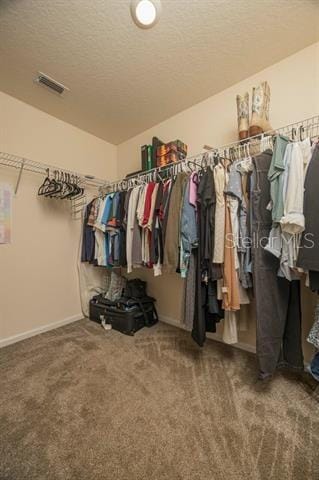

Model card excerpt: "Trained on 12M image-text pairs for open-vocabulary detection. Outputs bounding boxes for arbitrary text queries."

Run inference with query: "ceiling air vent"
[34,72,69,95]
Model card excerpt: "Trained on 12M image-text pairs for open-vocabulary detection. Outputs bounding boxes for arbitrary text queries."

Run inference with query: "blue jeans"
[309,352,319,382]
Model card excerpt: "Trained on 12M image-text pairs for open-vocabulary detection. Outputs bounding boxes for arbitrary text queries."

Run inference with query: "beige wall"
[118,42,319,359]
[0,91,117,344]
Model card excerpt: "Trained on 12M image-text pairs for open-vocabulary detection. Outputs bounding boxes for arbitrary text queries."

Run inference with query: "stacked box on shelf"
[156,140,188,167]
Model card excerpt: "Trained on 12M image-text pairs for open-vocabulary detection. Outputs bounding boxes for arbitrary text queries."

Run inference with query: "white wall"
[0,92,117,344]
[117,42,319,359]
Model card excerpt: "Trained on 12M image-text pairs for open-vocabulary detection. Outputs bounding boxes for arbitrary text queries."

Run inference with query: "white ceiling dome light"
[130,0,162,29]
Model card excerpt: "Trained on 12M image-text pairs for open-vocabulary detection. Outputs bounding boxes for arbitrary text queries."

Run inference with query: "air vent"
[34,72,69,95]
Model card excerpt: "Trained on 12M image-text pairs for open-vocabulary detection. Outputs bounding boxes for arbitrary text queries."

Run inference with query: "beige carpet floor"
[0,319,318,480]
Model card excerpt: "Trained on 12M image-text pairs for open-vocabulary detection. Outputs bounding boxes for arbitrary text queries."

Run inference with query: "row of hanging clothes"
[81,122,319,380]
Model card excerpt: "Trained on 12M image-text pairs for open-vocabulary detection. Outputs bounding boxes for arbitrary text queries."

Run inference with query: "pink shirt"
[189,172,199,209]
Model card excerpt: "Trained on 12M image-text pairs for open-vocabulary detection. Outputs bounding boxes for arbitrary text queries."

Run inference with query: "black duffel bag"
[124,279,147,299]
[89,294,158,336]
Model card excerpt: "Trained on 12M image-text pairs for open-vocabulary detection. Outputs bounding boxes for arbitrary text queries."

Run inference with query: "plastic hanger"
[38,169,51,196]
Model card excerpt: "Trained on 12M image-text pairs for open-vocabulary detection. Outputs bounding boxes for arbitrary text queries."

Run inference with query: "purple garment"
[189,172,199,209]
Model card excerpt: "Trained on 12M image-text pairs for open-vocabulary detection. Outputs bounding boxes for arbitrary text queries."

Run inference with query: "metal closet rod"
[1,114,318,195]
[0,151,110,193]
[104,114,319,192]
[216,114,319,155]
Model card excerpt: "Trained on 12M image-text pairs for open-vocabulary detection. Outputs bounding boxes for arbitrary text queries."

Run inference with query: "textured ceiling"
[0,0,318,144]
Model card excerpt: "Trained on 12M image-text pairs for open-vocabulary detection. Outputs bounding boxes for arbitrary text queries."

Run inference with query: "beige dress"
[213,163,227,263]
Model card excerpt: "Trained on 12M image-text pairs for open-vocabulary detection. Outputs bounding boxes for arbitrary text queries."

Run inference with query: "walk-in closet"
[1,1,319,479]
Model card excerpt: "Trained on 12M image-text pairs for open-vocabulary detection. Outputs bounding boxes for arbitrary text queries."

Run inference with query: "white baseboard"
[0,313,83,349]
[1,312,256,354]
[159,315,256,354]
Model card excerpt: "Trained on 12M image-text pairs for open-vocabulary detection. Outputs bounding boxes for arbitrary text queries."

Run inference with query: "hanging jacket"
[192,168,223,347]
[164,172,188,272]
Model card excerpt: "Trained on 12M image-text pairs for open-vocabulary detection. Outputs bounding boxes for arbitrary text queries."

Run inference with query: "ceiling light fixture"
[130,0,161,29]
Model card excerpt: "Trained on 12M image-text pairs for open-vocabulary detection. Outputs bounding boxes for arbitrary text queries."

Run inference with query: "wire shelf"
[103,114,319,192]
[0,151,110,190]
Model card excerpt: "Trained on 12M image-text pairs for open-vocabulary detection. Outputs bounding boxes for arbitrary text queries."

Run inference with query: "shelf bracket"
[14,160,25,195]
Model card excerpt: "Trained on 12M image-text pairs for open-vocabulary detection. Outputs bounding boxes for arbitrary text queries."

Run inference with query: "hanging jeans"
[251,150,304,376]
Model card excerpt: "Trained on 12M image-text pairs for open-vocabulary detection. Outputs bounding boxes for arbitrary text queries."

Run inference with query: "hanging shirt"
[189,171,198,211]
[107,192,120,228]
[100,194,114,230]
[267,135,289,223]
[126,186,141,273]
[222,198,240,312]
[142,182,156,226]
[213,163,227,264]
[87,198,100,227]
[143,183,159,266]
[280,142,305,235]
[164,173,188,272]
[137,185,147,227]
[81,200,95,263]
[180,178,198,278]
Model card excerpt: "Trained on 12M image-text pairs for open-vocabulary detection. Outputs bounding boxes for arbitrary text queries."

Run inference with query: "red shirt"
[142,182,156,226]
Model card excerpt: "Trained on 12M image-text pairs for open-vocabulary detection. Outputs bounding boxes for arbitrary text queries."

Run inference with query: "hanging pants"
[251,150,304,375]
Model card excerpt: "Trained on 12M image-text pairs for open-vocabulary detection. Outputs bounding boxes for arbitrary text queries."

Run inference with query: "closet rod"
[213,114,319,158]
[0,151,110,192]
[103,114,319,192]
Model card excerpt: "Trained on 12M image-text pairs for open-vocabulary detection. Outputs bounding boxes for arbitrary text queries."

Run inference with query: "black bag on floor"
[124,279,147,299]
[89,294,158,335]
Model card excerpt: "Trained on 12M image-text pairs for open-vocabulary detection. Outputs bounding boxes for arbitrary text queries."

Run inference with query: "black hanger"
[38,169,51,196]
[61,173,76,199]
[48,170,63,198]
[187,160,199,171]
[43,170,60,197]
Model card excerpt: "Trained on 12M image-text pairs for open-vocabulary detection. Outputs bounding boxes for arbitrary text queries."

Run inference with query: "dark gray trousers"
[251,151,303,375]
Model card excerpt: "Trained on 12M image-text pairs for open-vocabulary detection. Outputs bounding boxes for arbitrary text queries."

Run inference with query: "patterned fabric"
[236,92,249,126]
[87,198,99,227]
[105,271,126,302]
[308,301,319,349]
[213,163,227,263]
[105,270,112,295]
[252,81,270,120]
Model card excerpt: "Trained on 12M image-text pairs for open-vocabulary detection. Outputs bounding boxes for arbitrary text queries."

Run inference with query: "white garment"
[94,197,106,232]
[137,185,146,227]
[280,143,305,234]
[126,186,140,273]
[95,229,106,266]
[264,224,282,258]
[223,311,238,344]
[78,229,106,317]
[213,164,226,263]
